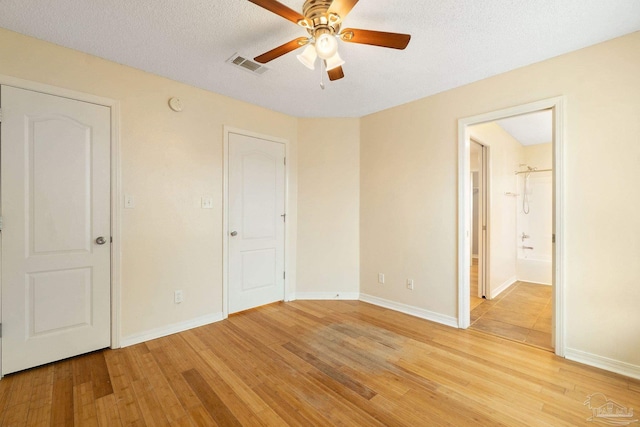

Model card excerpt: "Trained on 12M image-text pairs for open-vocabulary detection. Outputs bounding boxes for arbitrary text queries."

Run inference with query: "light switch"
[124,194,135,209]
[201,196,214,209]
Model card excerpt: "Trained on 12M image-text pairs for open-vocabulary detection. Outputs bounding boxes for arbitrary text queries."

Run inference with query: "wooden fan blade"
[327,66,345,81]
[248,0,308,26]
[327,0,359,20]
[254,37,309,64]
[340,28,411,50]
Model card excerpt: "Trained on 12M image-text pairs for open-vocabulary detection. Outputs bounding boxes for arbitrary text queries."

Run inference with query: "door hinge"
[0,216,3,231]
[283,271,286,279]
[284,157,286,166]
[0,108,3,123]
[281,213,286,222]
[110,236,113,243]
[0,323,2,338]
[552,234,556,243]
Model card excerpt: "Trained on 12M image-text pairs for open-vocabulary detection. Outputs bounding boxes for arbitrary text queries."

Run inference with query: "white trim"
[0,75,122,375]
[565,348,640,381]
[457,96,566,357]
[222,126,290,318]
[110,96,123,349]
[517,280,552,286]
[293,292,360,300]
[121,312,224,348]
[490,276,517,299]
[360,294,459,328]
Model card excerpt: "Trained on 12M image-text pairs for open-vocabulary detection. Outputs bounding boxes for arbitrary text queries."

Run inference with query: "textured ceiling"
[1,1,639,117]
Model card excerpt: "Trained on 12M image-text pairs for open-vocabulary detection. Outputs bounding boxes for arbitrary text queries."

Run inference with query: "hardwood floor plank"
[131,377,171,427]
[182,368,242,427]
[88,351,114,399]
[107,352,146,426]
[25,366,54,427]
[50,360,74,427]
[0,375,15,425]
[95,394,123,427]
[133,347,188,423]
[73,381,99,427]
[0,402,29,427]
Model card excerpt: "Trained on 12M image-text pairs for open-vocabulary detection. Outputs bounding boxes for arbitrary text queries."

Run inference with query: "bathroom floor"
[470,260,553,351]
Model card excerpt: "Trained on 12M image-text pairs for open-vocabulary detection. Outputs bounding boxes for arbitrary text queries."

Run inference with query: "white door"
[1,86,111,375]
[228,132,285,314]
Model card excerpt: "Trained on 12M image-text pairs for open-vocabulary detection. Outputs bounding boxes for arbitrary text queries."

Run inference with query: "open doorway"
[468,113,553,350]
[458,97,565,356]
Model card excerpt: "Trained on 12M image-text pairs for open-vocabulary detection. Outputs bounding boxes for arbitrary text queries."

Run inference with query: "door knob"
[95,236,107,245]
[230,231,238,237]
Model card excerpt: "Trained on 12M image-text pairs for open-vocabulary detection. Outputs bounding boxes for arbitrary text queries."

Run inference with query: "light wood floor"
[469,259,553,351]
[1,301,639,426]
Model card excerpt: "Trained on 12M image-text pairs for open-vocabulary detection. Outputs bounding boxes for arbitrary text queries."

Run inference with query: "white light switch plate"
[124,194,135,209]
[201,196,214,209]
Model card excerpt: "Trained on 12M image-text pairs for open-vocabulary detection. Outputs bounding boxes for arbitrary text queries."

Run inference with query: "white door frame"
[222,126,290,318]
[0,75,122,375]
[457,96,566,356]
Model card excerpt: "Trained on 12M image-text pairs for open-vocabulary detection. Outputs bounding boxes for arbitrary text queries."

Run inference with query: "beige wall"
[361,31,640,368]
[297,119,360,296]
[470,123,524,296]
[0,28,300,340]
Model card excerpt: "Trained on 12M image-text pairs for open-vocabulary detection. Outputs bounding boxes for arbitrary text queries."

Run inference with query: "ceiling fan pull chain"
[320,59,325,90]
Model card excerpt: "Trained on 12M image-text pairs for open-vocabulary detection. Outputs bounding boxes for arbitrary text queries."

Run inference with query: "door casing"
[0,75,122,377]
[222,126,290,318]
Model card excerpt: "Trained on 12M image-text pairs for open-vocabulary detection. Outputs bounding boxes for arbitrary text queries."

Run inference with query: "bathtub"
[517,255,552,285]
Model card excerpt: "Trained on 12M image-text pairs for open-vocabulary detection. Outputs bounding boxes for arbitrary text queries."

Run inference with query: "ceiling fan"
[248,0,411,82]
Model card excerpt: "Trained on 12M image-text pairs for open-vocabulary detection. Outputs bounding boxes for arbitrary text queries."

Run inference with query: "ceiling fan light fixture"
[297,44,317,70]
[315,32,338,60]
[324,51,344,71]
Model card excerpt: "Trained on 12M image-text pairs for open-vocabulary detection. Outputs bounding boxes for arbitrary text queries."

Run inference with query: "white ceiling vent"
[227,54,269,76]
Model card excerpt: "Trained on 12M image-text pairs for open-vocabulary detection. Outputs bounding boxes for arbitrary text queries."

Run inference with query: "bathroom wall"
[517,143,553,284]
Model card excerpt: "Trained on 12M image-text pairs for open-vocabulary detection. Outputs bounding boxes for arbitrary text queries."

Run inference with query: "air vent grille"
[227,54,269,75]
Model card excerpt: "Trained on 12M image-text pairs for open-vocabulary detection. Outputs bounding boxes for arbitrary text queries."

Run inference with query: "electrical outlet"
[174,290,184,304]
[407,279,414,290]
[378,273,385,284]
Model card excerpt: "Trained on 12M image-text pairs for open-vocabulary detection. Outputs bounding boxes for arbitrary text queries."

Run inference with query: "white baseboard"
[565,348,640,380]
[120,312,224,348]
[293,292,360,300]
[359,294,458,328]
[490,276,517,299]
[517,279,551,286]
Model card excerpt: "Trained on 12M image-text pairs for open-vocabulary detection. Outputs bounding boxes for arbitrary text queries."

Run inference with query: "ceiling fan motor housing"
[302,0,341,36]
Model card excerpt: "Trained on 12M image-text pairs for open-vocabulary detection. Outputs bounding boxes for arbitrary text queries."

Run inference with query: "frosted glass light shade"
[315,33,338,59]
[297,45,317,70]
[325,52,345,71]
